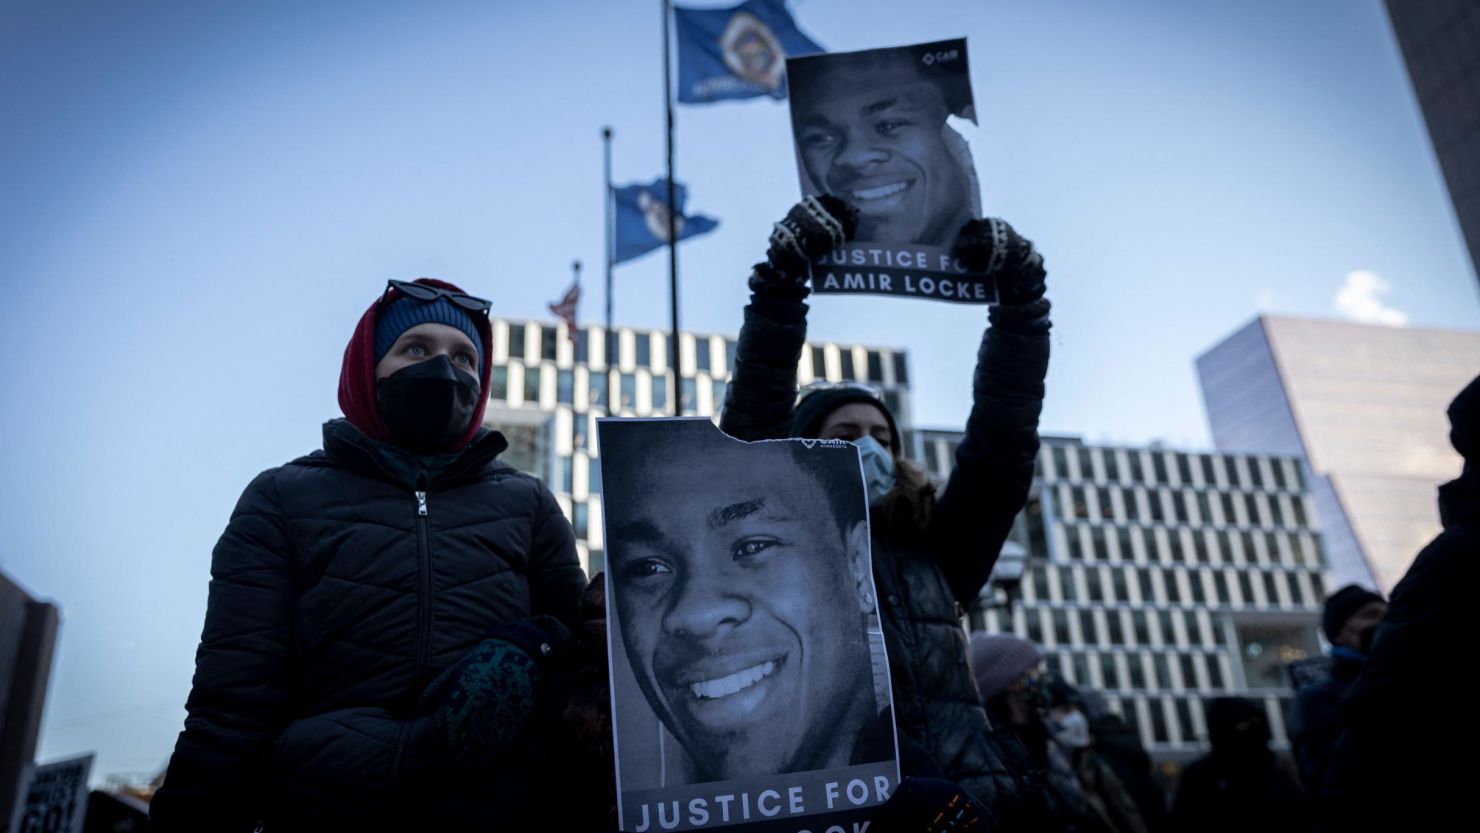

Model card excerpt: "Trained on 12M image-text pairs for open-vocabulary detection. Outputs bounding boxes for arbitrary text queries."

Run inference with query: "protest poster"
[8,753,92,833]
[786,38,995,304]
[598,418,899,832]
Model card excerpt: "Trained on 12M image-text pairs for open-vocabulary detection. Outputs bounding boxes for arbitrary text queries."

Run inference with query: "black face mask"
[376,355,481,453]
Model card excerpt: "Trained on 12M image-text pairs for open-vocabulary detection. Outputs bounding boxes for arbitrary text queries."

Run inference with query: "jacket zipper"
[412,481,433,689]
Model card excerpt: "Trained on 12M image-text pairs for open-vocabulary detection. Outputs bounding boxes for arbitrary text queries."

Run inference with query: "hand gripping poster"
[598,418,900,833]
[786,38,994,304]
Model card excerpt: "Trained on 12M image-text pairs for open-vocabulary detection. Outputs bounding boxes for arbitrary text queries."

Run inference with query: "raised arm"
[720,197,857,442]
[930,220,1051,605]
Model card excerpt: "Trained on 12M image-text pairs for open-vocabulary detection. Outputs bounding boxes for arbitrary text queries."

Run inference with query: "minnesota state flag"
[674,0,824,104]
[613,179,720,264]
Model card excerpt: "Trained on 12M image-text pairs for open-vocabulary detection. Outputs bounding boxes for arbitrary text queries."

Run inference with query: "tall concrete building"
[1196,315,1480,592]
[920,431,1325,760]
[1385,0,1480,285]
[480,316,914,575]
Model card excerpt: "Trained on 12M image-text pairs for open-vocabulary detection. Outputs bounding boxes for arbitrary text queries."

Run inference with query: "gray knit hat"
[968,633,1043,702]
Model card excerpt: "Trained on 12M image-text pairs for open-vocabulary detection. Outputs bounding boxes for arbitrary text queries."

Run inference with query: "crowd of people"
[145,197,1476,832]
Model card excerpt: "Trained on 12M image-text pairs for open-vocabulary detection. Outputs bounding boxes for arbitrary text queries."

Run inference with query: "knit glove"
[749,195,859,301]
[869,778,994,832]
[954,218,1051,329]
[419,615,572,770]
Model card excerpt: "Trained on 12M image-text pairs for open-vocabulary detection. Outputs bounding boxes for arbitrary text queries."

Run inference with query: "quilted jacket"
[719,294,1049,826]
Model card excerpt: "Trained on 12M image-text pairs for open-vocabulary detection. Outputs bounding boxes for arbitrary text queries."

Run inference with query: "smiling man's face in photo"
[609,440,873,781]
[794,62,971,247]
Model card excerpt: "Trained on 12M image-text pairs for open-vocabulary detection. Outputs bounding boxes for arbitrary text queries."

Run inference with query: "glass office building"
[480,317,914,576]
[1196,315,1480,591]
[921,430,1325,760]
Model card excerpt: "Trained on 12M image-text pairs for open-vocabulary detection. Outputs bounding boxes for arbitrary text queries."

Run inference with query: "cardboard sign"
[786,38,994,304]
[598,418,899,832]
[9,753,92,833]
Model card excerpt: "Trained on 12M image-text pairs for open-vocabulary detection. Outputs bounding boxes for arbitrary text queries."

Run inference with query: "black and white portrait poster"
[598,418,899,833]
[786,38,994,305]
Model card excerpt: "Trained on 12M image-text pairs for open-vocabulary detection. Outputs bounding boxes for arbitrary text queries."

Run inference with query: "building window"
[694,338,711,373]
[839,348,856,380]
[1080,610,1099,644]
[811,346,828,379]
[1024,610,1044,644]
[1086,568,1104,602]
[541,326,558,362]
[574,329,589,365]
[1164,571,1181,602]
[1107,611,1126,645]
[1238,572,1256,606]
[523,366,542,404]
[1174,492,1191,524]
[1104,451,1121,482]
[1264,572,1284,607]
[1168,534,1186,564]
[489,365,508,401]
[1117,528,1135,563]
[724,339,737,375]
[1194,533,1210,564]
[1152,453,1168,483]
[1175,697,1198,742]
[1154,655,1175,691]
[1066,530,1083,561]
[1073,486,1091,519]
[588,548,605,576]
[1129,655,1147,689]
[1133,611,1151,645]
[1189,571,1205,603]
[572,501,589,539]
[1150,699,1170,742]
[650,373,668,413]
[620,373,636,411]
[1176,454,1192,485]
[1129,453,1145,483]
[680,378,698,415]
[557,369,574,406]
[1159,611,1180,649]
[1101,654,1121,689]
[1196,492,1212,525]
[1245,493,1261,527]
[1201,455,1216,486]
[1098,488,1116,520]
[712,379,727,411]
[1269,497,1286,528]
[560,457,573,493]
[1059,566,1079,602]
[1249,459,1265,488]
[588,457,602,495]
[572,412,588,452]
[635,334,651,367]
[866,350,884,381]
[1124,489,1142,522]
[1215,571,1232,604]
[1292,498,1307,527]
[1078,448,1095,482]
[508,323,526,359]
[1138,568,1156,605]
[1149,490,1166,523]
[588,371,608,409]
[1053,610,1072,645]
[1207,656,1225,690]
[893,352,909,385]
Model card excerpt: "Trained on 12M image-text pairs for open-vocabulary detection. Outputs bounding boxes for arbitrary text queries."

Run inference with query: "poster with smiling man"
[599,418,899,833]
[786,38,994,305]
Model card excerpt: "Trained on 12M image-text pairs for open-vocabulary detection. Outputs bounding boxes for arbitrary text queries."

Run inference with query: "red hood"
[337,277,494,450]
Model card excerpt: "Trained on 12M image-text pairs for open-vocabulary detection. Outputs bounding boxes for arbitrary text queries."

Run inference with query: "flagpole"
[662,0,680,416]
[602,126,614,368]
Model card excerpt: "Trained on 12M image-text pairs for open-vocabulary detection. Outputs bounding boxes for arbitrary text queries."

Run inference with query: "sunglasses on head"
[383,279,492,315]
[797,380,883,402]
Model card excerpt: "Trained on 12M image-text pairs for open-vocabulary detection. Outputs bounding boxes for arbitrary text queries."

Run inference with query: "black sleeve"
[528,482,587,628]
[929,302,1050,606]
[151,471,297,833]
[718,296,809,443]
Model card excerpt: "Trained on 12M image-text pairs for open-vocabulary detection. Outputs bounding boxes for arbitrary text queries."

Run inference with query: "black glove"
[870,777,994,832]
[418,615,572,770]
[953,218,1047,307]
[749,195,859,301]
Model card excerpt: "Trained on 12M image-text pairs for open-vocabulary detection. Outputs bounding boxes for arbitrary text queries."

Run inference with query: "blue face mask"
[854,436,896,507]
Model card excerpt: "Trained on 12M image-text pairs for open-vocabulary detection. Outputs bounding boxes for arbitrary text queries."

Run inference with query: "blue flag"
[613,179,720,264]
[674,0,823,104]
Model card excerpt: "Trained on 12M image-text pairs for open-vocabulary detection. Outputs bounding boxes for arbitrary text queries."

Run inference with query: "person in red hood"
[151,278,589,832]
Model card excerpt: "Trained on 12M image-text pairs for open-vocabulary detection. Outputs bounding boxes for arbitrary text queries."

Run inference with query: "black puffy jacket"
[150,419,587,832]
[719,294,1049,825]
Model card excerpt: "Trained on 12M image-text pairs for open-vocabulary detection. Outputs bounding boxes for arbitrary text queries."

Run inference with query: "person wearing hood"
[1288,584,1385,793]
[150,279,588,832]
[1320,374,1480,831]
[719,196,1049,824]
[1168,698,1309,833]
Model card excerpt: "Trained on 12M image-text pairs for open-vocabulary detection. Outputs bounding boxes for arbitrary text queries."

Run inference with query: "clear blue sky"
[1,0,1475,782]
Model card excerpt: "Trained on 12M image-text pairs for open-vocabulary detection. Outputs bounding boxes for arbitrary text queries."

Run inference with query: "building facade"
[1385,0,1480,285]
[921,430,1326,760]
[480,316,914,576]
[1196,315,1480,591]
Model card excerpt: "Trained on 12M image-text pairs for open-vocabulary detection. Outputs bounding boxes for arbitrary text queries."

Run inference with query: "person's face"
[816,402,894,452]
[795,67,970,246]
[1335,600,1387,651]
[610,443,873,779]
[375,323,479,380]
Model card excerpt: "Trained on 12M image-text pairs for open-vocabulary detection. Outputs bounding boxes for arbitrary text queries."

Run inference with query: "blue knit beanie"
[375,296,485,366]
